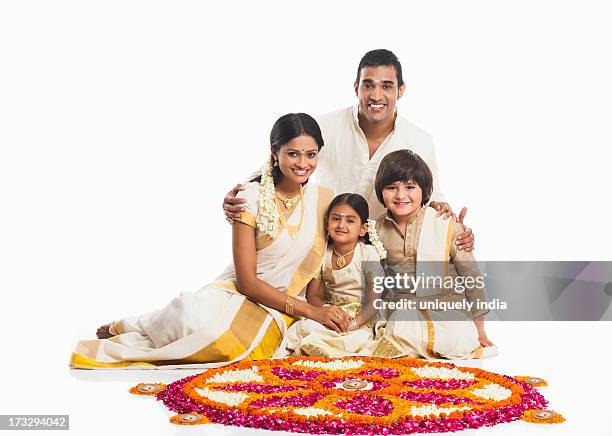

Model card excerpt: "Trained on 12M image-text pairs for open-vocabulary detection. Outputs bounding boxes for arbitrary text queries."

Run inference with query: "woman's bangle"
[348,317,359,331]
[285,295,296,316]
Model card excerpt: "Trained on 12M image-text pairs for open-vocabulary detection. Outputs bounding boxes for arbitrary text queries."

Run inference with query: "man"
[223,49,474,251]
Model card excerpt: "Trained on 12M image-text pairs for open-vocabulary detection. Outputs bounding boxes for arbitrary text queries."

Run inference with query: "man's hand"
[430,201,452,219]
[456,207,474,252]
[223,184,247,224]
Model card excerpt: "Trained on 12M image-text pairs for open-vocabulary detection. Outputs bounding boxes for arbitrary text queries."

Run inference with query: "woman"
[70,113,352,369]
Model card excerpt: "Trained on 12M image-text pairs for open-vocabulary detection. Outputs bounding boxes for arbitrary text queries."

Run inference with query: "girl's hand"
[311,306,350,334]
[478,336,495,347]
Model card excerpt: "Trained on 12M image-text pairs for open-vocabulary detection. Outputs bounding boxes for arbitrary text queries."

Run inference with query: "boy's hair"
[355,49,404,87]
[374,150,433,206]
[325,193,371,244]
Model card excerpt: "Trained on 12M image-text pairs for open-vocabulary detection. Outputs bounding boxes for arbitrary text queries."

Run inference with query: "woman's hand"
[310,306,351,334]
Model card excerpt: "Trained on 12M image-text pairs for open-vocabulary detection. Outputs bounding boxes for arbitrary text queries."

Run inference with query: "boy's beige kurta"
[70,182,334,369]
[372,206,496,359]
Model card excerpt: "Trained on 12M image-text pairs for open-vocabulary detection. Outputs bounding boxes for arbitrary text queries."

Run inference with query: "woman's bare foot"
[96,323,115,339]
[478,336,495,347]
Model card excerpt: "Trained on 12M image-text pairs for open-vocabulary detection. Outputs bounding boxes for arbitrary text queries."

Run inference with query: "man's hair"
[374,150,433,206]
[355,49,404,87]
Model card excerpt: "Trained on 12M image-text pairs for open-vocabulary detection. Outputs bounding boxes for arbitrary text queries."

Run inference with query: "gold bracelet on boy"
[348,317,359,331]
[285,295,296,316]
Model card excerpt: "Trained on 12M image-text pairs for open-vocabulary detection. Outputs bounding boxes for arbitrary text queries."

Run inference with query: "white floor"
[11,322,603,436]
[0,322,610,435]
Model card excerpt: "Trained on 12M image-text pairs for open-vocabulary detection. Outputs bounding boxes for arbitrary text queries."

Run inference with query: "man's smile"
[368,102,387,111]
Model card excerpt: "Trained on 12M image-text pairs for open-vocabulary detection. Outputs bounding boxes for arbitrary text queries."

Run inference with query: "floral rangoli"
[131,356,564,433]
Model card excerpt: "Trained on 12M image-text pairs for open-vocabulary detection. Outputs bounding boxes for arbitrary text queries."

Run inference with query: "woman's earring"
[273,158,279,167]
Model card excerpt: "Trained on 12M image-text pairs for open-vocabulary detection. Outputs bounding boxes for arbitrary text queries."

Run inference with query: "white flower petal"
[205,367,263,384]
[293,407,334,418]
[194,388,249,406]
[410,404,471,417]
[292,359,365,370]
[471,383,512,401]
[410,365,475,380]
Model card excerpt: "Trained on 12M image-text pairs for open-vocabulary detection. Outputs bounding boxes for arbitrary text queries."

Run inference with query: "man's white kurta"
[314,106,443,218]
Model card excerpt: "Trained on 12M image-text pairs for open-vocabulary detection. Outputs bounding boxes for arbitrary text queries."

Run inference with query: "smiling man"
[315,49,444,220]
[224,49,474,251]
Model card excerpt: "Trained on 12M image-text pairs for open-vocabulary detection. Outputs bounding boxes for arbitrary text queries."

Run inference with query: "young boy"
[372,150,497,359]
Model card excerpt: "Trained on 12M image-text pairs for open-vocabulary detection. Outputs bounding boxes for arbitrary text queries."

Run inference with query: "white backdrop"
[1,0,611,432]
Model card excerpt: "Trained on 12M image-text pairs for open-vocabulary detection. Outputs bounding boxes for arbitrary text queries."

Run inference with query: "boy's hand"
[223,184,247,224]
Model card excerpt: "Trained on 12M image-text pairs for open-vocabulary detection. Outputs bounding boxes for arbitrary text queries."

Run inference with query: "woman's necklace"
[275,190,300,209]
[276,187,304,240]
[333,247,355,268]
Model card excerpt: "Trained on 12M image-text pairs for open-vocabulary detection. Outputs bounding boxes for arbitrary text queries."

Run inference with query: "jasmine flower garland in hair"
[256,156,280,238]
[367,219,387,260]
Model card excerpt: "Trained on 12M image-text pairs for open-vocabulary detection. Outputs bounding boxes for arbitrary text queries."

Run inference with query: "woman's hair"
[325,193,371,244]
[374,149,433,206]
[268,113,324,185]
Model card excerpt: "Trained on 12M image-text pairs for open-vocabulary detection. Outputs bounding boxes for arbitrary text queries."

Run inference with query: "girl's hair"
[268,113,324,185]
[374,149,433,206]
[325,193,371,244]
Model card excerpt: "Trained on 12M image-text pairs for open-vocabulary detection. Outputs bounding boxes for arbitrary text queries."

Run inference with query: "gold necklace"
[275,190,301,209]
[333,247,355,268]
[276,187,304,240]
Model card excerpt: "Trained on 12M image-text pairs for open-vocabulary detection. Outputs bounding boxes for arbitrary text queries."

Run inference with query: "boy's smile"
[382,180,423,221]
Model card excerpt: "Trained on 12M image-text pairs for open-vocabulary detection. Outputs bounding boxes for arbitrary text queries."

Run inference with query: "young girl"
[286,193,387,357]
[372,149,497,360]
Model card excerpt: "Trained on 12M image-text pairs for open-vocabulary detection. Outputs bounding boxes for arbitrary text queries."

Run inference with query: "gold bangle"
[285,295,296,316]
[348,317,359,331]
